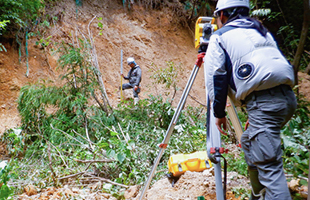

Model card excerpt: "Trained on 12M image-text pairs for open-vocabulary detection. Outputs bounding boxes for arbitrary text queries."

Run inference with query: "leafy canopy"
[0,0,44,30]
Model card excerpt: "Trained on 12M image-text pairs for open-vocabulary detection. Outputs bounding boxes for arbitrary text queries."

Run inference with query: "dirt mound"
[132,169,249,200]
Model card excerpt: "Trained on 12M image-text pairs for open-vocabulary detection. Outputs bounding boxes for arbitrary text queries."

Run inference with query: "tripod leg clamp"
[195,52,205,67]
[158,143,168,148]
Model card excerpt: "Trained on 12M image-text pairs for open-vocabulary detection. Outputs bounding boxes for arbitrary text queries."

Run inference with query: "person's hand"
[215,117,227,135]
[120,73,124,78]
[134,86,138,91]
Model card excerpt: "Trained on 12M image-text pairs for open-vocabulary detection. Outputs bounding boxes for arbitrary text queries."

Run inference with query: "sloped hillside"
[0,0,207,134]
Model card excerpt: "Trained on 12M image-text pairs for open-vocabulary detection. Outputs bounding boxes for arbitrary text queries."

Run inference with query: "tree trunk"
[88,16,112,114]
[305,62,310,75]
[292,0,310,86]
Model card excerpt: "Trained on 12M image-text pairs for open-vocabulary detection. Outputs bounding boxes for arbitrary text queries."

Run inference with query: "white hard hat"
[127,57,135,65]
[214,0,250,16]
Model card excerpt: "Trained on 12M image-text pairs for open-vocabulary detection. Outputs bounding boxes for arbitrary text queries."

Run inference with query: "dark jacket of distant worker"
[121,57,142,104]
[204,0,297,200]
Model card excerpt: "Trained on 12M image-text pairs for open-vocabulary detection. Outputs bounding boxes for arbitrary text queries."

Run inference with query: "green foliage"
[231,187,251,200]
[183,0,212,18]
[251,8,271,17]
[282,120,310,177]
[0,42,6,52]
[3,43,210,197]
[225,151,248,176]
[0,161,15,199]
[97,17,104,36]
[251,0,309,69]
[0,20,9,30]
[0,20,9,52]
[293,94,310,128]
[277,24,299,56]
[9,90,208,194]
[57,41,99,96]
[116,95,174,129]
[35,35,52,48]
[1,128,24,157]
[150,61,181,89]
[237,109,248,126]
[150,61,183,101]
[281,94,310,178]
[0,0,44,30]
[30,19,53,47]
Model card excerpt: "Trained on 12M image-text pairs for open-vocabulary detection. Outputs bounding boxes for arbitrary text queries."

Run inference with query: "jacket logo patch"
[236,63,254,80]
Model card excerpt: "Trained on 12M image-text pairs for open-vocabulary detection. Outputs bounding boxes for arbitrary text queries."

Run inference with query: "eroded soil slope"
[0,0,207,134]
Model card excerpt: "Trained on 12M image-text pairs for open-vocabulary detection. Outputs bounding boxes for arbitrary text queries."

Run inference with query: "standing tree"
[292,0,310,85]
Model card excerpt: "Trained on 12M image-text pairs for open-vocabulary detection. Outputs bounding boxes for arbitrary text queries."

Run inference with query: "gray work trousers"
[241,84,297,200]
[122,83,140,98]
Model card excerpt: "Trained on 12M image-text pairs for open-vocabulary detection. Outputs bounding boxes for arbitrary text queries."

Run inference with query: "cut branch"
[74,159,115,163]
[85,173,129,188]
[72,129,95,145]
[58,172,86,180]
[50,124,93,152]
[188,93,207,107]
[285,174,308,182]
[47,141,68,168]
[48,143,59,187]
[84,117,94,151]
[118,123,129,145]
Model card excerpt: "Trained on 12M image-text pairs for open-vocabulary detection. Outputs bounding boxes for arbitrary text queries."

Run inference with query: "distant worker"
[121,57,142,105]
[204,0,296,200]
[122,0,134,10]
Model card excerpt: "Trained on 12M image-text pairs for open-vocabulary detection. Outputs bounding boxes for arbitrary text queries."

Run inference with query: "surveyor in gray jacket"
[121,57,142,104]
[204,0,296,199]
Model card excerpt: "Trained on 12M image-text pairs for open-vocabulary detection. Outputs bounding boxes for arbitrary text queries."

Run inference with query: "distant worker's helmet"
[127,57,135,65]
[214,0,250,16]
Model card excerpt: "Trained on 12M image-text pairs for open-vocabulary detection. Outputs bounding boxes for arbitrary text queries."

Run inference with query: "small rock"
[300,185,308,192]
[46,187,57,195]
[299,185,308,198]
[288,179,300,191]
[89,181,102,191]
[124,185,140,199]
[24,185,37,196]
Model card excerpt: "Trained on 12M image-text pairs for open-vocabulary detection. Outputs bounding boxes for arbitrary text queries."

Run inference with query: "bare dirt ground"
[298,71,310,100]
[0,0,309,199]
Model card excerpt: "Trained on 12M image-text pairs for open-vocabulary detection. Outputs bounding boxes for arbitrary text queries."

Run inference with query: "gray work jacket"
[124,65,142,87]
[204,17,294,118]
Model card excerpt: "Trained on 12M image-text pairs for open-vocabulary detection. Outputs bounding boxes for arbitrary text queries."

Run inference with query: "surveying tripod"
[138,17,244,200]
[138,56,243,200]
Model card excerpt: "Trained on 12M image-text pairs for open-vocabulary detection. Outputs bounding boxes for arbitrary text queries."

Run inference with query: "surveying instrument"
[138,17,244,200]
